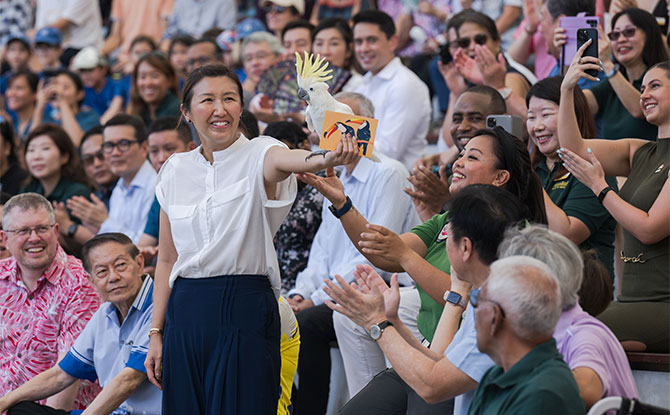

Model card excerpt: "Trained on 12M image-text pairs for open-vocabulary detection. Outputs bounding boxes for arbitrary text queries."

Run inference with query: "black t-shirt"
[0,163,28,196]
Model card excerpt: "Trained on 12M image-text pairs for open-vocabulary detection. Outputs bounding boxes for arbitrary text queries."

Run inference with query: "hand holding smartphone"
[576,28,599,78]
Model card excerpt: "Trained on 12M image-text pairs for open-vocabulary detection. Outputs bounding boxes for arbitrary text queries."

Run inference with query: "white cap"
[263,0,305,15]
[71,47,106,70]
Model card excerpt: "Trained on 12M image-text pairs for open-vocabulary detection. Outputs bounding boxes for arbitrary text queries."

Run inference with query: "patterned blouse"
[0,246,102,408]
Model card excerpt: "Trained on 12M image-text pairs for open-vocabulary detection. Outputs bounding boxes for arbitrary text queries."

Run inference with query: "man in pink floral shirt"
[0,193,101,410]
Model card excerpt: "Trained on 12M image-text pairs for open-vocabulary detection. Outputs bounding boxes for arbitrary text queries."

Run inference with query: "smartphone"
[431,164,453,177]
[440,44,453,65]
[486,115,525,140]
[560,13,600,68]
[577,28,599,77]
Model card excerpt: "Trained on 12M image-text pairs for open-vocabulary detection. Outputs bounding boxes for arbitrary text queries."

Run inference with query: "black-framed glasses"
[264,4,286,13]
[452,34,489,50]
[469,288,506,318]
[4,224,55,237]
[81,150,105,167]
[102,139,139,154]
[607,27,636,41]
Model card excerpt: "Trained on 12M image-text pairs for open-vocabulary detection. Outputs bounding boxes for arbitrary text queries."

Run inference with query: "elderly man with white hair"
[468,256,584,414]
[498,226,639,409]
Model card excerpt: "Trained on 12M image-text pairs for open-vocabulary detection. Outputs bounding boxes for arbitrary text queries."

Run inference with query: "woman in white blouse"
[143,64,357,414]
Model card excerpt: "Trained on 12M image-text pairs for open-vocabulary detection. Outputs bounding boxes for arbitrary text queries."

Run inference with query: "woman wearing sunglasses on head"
[556,8,668,140]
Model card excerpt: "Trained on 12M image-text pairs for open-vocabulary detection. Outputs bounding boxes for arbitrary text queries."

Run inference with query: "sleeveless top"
[618,138,670,302]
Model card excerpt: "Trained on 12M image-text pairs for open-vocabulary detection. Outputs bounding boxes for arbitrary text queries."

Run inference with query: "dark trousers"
[293,304,335,415]
[340,368,455,415]
[7,402,70,415]
[162,275,281,414]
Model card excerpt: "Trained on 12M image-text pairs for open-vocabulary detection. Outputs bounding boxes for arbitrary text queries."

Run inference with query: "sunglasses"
[451,34,489,50]
[469,288,506,318]
[607,27,636,41]
[81,150,105,167]
[264,4,287,14]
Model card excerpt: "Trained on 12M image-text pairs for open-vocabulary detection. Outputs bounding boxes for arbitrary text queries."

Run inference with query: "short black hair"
[264,121,307,148]
[80,125,104,148]
[282,19,315,41]
[465,85,506,114]
[448,184,525,265]
[448,9,499,41]
[190,38,223,59]
[0,192,11,205]
[546,0,595,20]
[148,116,192,145]
[352,10,396,39]
[81,232,140,273]
[8,69,39,93]
[0,118,18,165]
[130,35,158,52]
[239,110,259,139]
[103,114,147,142]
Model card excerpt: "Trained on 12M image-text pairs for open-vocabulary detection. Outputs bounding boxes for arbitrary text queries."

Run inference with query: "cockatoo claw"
[305,149,330,161]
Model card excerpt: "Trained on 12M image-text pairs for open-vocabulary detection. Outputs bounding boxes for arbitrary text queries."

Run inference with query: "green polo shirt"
[537,161,617,280]
[410,211,451,342]
[21,177,91,222]
[143,91,181,126]
[468,338,586,415]
[590,75,657,141]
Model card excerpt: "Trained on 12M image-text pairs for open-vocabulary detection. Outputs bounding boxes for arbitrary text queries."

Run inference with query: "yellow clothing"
[278,297,300,415]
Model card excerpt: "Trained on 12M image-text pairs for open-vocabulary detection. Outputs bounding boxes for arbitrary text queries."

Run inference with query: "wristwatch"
[597,186,614,203]
[369,320,393,340]
[329,196,353,219]
[443,290,468,308]
[67,223,79,238]
[605,63,620,79]
[497,87,512,100]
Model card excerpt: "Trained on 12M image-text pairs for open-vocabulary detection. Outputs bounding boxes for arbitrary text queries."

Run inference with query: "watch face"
[446,291,462,304]
[370,324,381,340]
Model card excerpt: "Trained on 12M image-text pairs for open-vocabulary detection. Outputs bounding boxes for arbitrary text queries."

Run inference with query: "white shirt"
[99,160,157,243]
[356,57,431,169]
[288,155,420,305]
[155,135,296,296]
[35,0,103,49]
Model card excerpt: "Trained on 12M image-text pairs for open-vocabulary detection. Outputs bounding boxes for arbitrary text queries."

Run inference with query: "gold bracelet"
[148,328,164,338]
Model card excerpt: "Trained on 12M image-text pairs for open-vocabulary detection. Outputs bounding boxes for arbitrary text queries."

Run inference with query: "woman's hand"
[597,25,613,68]
[145,334,163,390]
[356,264,401,322]
[359,224,413,265]
[296,167,347,208]
[557,147,608,195]
[52,201,72,232]
[404,165,450,220]
[523,0,541,34]
[473,45,507,89]
[438,59,468,97]
[553,26,568,52]
[561,40,602,90]
[322,132,359,168]
[454,49,483,85]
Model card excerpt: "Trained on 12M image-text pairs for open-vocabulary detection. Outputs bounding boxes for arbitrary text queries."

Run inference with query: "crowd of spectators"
[0,0,668,413]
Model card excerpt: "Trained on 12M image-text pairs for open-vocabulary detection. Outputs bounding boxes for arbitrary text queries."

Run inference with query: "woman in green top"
[527,76,617,279]
[558,51,669,352]
[127,53,181,127]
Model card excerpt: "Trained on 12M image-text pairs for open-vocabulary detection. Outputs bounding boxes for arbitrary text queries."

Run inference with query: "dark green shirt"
[536,161,617,279]
[21,177,91,222]
[143,91,181,127]
[468,338,585,415]
[590,75,657,141]
[410,211,451,342]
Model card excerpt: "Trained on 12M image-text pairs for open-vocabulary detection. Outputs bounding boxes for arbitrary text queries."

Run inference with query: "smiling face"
[313,28,350,68]
[527,96,560,158]
[170,42,190,75]
[1,206,59,272]
[78,66,107,89]
[457,22,499,58]
[242,41,278,84]
[282,27,312,61]
[6,75,36,112]
[266,3,298,34]
[353,22,397,75]
[25,135,68,181]
[137,61,170,106]
[450,135,509,194]
[610,15,645,67]
[87,241,143,308]
[640,67,670,127]
[183,76,243,153]
[54,74,83,108]
[103,125,147,180]
[148,130,189,171]
[451,92,495,151]
[5,41,30,70]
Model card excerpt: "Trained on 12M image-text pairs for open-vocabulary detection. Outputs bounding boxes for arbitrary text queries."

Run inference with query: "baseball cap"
[262,0,305,15]
[236,18,267,40]
[6,32,31,49]
[71,47,107,70]
[34,27,62,46]
[216,30,237,52]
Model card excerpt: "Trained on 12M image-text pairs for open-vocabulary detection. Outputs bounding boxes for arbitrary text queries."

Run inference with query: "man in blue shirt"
[0,232,161,415]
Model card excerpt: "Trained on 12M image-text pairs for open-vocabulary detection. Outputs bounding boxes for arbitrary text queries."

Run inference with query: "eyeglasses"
[264,4,287,14]
[607,27,637,41]
[4,224,56,237]
[451,34,489,50]
[469,288,506,318]
[81,150,105,167]
[242,51,271,63]
[102,139,139,154]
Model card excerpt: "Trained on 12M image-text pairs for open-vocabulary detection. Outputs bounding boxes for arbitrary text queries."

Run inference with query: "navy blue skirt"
[162,275,280,414]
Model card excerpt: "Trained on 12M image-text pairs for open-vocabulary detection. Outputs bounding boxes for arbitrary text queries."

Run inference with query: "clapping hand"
[557,147,608,195]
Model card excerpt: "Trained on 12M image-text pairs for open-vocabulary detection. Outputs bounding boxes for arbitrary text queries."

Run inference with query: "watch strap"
[605,63,620,79]
[67,223,79,237]
[597,186,613,203]
[329,196,353,219]
[443,290,468,308]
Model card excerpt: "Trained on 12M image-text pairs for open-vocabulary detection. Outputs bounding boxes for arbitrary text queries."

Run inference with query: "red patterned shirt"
[0,245,102,408]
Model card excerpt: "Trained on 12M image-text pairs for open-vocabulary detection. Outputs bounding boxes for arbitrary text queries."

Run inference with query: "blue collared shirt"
[59,277,161,415]
[99,160,157,243]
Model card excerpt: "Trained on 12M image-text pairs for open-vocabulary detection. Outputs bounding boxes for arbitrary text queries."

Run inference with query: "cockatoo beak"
[298,88,309,101]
